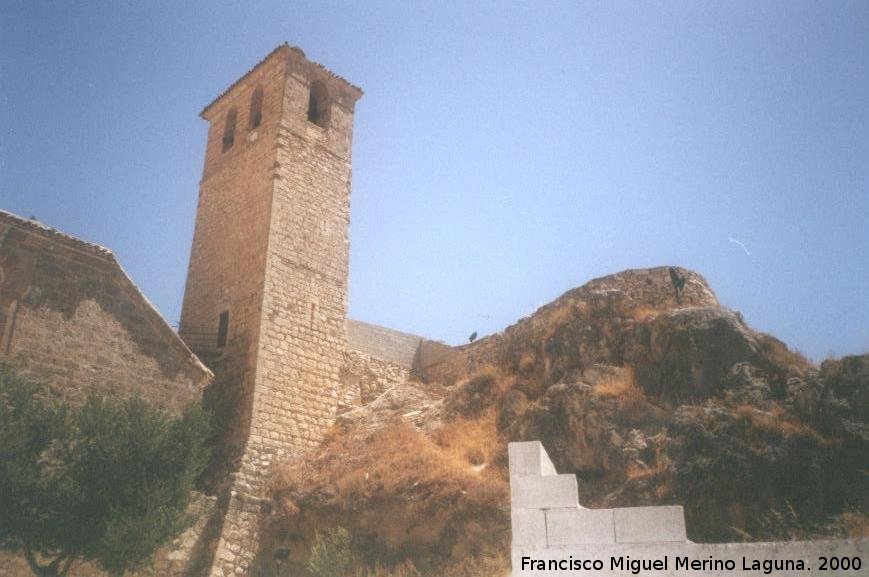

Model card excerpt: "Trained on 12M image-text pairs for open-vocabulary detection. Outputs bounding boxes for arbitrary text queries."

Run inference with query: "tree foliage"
[0,367,211,576]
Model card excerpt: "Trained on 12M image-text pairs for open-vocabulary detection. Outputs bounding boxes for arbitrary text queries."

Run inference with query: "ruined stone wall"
[0,211,211,413]
[337,320,422,411]
[414,339,457,376]
[339,349,411,412]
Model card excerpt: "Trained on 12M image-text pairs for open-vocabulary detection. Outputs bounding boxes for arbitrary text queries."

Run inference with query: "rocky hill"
[262,267,869,576]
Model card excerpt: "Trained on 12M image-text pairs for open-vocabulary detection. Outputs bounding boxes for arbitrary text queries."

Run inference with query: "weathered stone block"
[511,509,548,548]
[511,474,578,509]
[613,505,687,543]
[508,441,558,478]
[546,507,616,545]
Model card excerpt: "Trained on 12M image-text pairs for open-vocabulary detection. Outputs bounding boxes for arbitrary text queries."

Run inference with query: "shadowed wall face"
[179,48,290,469]
[0,211,210,413]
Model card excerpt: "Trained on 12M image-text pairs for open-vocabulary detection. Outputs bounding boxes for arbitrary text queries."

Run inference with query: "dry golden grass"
[545,303,576,326]
[592,367,642,403]
[272,416,510,575]
[625,461,656,481]
[276,421,507,513]
[474,365,512,395]
[757,333,813,377]
[517,353,536,375]
[353,549,511,577]
[446,366,514,419]
[623,443,674,501]
[435,409,504,469]
[355,560,421,576]
[631,305,660,323]
[626,444,669,482]
[841,512,869,539]
[735,405,825,443]
[542,302,579,340]
[588,366,662,427]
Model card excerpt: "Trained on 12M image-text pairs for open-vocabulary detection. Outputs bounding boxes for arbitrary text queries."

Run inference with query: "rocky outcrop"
[428,267,867,542]
[419,266,718,387]
[268,267,869,574]
[822,353,869,420]
[628,307,762,403]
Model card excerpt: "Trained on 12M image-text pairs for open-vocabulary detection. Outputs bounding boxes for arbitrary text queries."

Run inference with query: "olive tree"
[0,367,211,576]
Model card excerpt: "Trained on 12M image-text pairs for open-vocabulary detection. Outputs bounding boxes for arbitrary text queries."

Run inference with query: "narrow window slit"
[217,310,229,348]
[222,108,237,151]
[249,87,263,129]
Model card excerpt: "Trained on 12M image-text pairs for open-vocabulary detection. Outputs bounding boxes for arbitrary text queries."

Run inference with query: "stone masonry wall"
[346,319,423,367]
[339,349,410,412]
[201,47,363,577]
[509,441,869,576]
[181,47,295,577]
[0,211,211,413]
[338,320,422,412]
[180,47,288,478]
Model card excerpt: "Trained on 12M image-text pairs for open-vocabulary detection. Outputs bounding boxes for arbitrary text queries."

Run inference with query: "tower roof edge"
[200,43,363,119]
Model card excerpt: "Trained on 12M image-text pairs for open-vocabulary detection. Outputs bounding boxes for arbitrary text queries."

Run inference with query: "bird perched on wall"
[469,331,477,343]
[669,267,686,304]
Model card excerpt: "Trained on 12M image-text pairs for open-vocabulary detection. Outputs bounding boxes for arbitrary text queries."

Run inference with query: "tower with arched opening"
[179,44,362,577]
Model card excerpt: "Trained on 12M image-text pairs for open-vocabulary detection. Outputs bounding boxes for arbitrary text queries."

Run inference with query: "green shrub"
[308,526,354,577]
[0,366,211,577]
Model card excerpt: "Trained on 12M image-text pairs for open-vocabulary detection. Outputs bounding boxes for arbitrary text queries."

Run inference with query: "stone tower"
[179,44,362,576]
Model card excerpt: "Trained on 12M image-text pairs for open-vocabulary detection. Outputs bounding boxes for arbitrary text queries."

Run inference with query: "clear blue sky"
[1,1,867,361]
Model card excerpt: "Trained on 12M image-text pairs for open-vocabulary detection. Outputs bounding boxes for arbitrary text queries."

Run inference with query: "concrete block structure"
[545,508,617,546]
[509,441,868,576]
[511,509,549,548]
[508,440,560,478]
[508,440,621,552]
[511,474,580,510]
[613,506,687,544]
